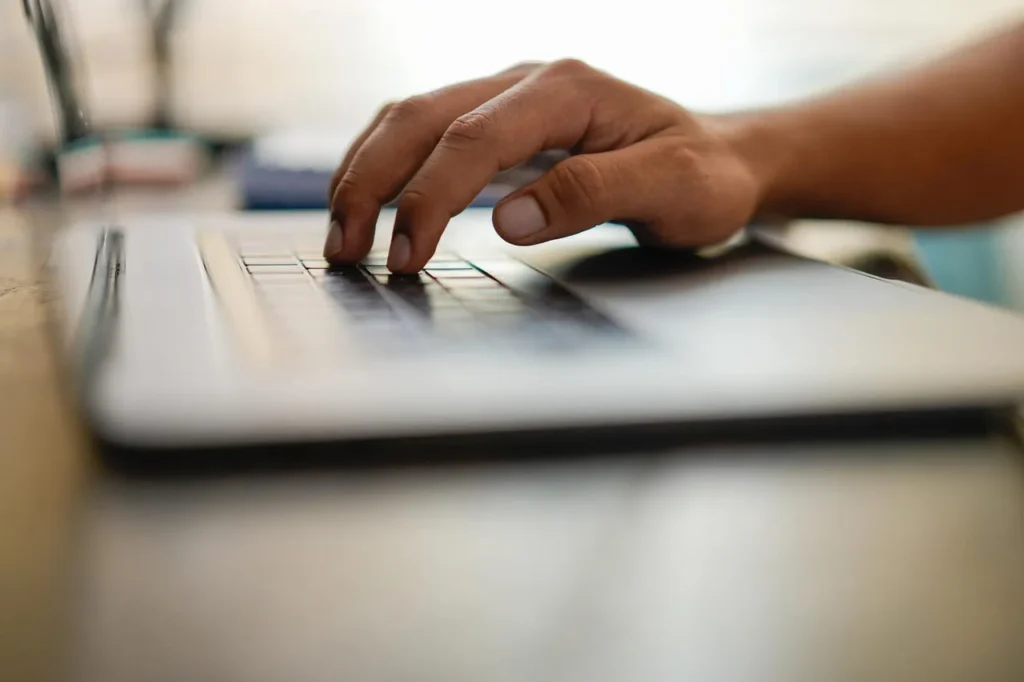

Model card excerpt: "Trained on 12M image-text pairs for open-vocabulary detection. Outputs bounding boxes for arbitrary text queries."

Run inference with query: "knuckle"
[551,156,606,213]
[545,58,591,78]
[669,144,701,172]
[396,187,430,214]
[386,95,431,124]
[442,110,494,149]
[333,169,370,205]
[501,61,543,76]
[328,167,345,199]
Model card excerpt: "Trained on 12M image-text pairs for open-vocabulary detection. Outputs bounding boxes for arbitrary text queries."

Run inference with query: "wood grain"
[0,206,86,682]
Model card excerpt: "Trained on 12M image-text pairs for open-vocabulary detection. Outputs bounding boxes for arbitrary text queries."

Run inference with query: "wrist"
[704,109,805,221]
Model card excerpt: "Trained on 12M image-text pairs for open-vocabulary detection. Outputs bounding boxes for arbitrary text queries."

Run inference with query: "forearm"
[722,21,1024,226]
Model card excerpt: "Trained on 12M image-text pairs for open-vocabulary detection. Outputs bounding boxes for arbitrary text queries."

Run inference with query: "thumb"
[492,144,660,245]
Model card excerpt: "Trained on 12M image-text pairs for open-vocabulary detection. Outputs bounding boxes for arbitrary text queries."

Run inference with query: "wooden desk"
[0,205,86,682]
[2,188,1024,682]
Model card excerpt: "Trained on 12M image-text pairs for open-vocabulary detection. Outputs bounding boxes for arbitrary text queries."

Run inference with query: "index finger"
[327,102,394,205]
[327,64,540,264]
[387,61,599,272]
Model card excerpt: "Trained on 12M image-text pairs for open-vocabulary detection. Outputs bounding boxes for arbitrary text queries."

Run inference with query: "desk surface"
[2,177,1024,682]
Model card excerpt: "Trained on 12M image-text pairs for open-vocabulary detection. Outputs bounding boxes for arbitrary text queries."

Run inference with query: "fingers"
[324,104,395,260]
[494,142,662,245]
[494,138,743,248]
[327,102,393,207]
[325,66,537,264]
[386,60,602,272]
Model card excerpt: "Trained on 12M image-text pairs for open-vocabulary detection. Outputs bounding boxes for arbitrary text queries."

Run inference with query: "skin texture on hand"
[325,60,763,273]
[326,21,1024,272]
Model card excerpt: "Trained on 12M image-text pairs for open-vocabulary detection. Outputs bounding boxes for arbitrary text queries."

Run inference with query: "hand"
[325,60,764,273]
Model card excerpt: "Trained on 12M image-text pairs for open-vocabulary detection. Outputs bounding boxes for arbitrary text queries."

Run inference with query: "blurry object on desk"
[56,129,207,194]
[239,128,565,210]
[109,0,209,186]
[84,0,209,189]
[22,0,207,194]
[763,219,933,285]
[767,215,1024,316]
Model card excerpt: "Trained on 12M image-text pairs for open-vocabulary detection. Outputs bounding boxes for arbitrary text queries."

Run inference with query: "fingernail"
[495,195,546,240]
[324,219,344,258]
[388,232,411,271]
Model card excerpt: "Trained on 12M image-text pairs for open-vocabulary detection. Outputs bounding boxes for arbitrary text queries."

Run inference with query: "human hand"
[325,60,765,273]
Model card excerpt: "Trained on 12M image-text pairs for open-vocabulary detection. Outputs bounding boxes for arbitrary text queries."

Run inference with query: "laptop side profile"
[48,210,1024,457]
[30,0,1024,462]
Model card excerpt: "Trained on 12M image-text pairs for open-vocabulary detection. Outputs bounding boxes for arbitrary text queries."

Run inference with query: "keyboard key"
[244,256,298,266]
[360,253,389,266]
[322,290,381,309]
[323,272,374,288]
[324,265,368,277]
[381,273,432,288]
[247,264,305,275]
[251,273,310,285]
[427,269,489,279]
[233,239,629,358]
[324,284,384,301]
[471,259,551,294]
[322,286,377,301]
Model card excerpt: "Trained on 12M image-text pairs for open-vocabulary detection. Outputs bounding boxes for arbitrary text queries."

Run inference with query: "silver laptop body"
[49,211,1024,452]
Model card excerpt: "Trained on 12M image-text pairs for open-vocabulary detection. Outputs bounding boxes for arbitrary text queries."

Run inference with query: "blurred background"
[1,0,1022,141]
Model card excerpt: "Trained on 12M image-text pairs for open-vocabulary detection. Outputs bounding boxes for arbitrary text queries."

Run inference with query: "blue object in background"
[913,225,1009,307]
[238,147,336,210]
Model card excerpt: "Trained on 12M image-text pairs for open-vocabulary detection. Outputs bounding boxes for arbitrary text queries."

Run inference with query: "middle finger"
[327,66,537,262]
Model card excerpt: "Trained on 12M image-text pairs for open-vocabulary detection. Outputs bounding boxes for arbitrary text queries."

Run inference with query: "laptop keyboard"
[228,238,627,357]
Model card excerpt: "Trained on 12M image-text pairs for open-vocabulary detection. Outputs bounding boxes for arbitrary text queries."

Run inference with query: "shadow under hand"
[553,241,778,286]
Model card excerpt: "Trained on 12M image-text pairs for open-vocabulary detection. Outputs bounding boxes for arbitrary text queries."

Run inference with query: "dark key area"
[245,254,631,351]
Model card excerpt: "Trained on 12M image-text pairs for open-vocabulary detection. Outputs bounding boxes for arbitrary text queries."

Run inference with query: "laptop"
[29,1,1024,459]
